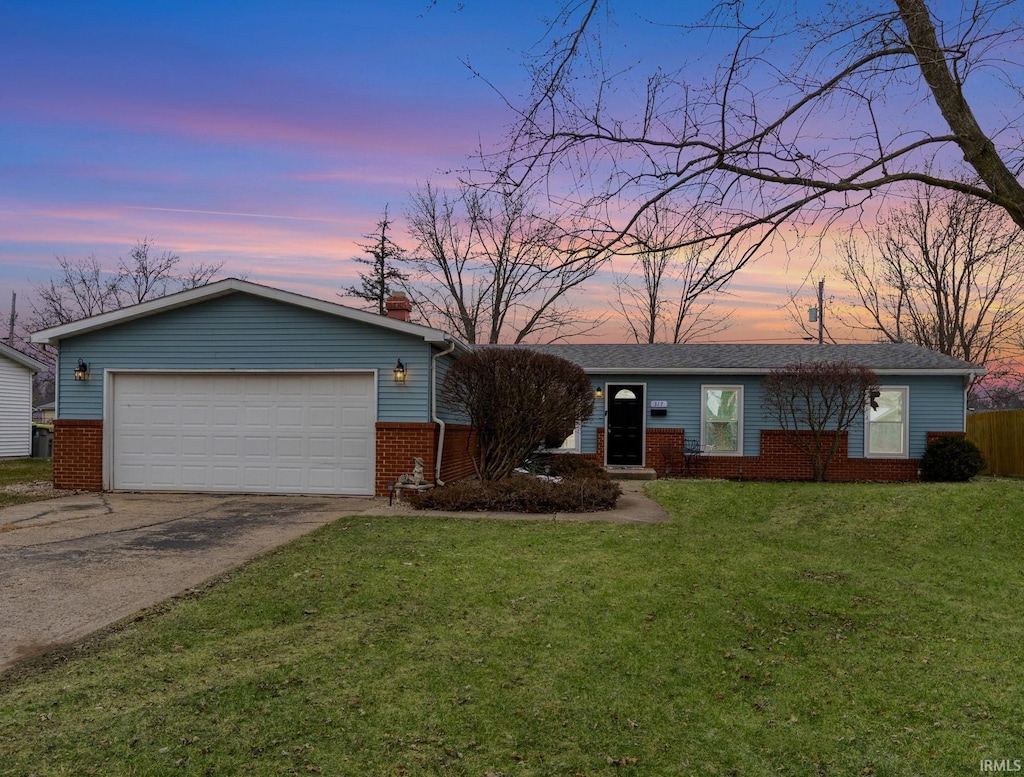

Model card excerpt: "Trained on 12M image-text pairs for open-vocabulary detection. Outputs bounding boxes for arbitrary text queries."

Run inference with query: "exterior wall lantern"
[594,387,604,399]
[73,359,90,381]
[393,359,407,383]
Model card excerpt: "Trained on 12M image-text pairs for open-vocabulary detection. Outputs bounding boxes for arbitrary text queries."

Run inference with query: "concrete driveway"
[0,491,374,674]
[0,483,668,676]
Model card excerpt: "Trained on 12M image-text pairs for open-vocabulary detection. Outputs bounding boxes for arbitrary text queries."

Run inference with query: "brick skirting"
[53,419,103,491]
[595,426,966,482]
[53,417,960,494]
[375,422,476,496]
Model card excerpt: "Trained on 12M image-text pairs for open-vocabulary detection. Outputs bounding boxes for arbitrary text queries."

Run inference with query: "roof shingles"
[522,342,982,373]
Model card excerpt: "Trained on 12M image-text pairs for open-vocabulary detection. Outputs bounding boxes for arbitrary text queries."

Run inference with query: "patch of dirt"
[1,481,78,498]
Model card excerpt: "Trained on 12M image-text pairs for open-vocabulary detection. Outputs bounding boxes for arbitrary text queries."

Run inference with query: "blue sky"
[2,1,1009,343]
[2,1,530,297]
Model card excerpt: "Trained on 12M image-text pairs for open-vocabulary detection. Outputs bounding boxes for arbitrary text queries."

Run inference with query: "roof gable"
[30,278,468,350]
[0,341,46,372]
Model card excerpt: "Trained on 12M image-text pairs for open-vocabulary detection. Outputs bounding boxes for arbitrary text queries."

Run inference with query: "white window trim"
[864,385,909,459]
[701,384,744,456]
[546,424,582,454]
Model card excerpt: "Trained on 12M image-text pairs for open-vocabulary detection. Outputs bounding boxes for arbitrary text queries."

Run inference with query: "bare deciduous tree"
[495,0,1024,272]
[762,361,879,482]
[405,181,604,344]
[613,205,731,343]
[836,184,1024,370]
[341,205,408,315]
[30,239,223,330]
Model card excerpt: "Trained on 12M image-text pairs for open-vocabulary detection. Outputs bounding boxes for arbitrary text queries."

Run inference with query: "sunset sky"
[0,1,981,344]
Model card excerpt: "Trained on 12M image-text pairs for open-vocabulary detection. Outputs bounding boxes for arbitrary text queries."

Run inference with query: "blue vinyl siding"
[582,373,966,459]
[57,293,436,422]
[433,350,471,425]
[588,375,763,457]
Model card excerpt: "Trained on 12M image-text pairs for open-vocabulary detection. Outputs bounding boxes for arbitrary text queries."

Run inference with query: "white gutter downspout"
[431,339,457,485]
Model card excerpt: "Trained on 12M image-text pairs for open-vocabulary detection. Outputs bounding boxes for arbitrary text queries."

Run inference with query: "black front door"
[606,384,644,465]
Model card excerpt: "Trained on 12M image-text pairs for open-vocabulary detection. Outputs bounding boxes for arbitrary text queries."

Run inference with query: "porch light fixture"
[594,387,604,399]
[393,359,407,383]
[73,359,90,382]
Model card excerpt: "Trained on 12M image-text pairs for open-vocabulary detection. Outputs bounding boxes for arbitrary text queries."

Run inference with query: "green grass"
[2,479,1022,775]
[0,457,53,508]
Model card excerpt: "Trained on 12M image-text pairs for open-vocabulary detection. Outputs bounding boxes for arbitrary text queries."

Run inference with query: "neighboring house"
[529,343,982,481]
[0,341,46,458]
[31,279,982,494]
[33,401,56,424]
[31,279,474,495]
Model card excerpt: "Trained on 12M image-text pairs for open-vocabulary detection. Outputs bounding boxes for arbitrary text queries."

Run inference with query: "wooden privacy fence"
[967,410,1024,477]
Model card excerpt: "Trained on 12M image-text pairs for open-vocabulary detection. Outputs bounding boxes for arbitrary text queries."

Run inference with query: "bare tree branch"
[29,239,224,329]
[835,182,1024,374]
[489,0,1024,273]
[404,181,605,343]
[613,203,732,342]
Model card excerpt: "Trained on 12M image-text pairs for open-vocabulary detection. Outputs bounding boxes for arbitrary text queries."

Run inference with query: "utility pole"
[807,278,825,344]
[816,278,824,345]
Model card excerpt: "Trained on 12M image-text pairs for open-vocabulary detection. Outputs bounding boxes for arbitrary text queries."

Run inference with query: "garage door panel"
[180,465,208,486]
[212,436,240,456]
[112,372,375,495]
[276,407,304,428]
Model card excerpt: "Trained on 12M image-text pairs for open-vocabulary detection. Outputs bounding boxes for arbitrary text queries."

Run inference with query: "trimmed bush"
[406,473,622,513]
[546,453,609,480]
[920,436,987,482]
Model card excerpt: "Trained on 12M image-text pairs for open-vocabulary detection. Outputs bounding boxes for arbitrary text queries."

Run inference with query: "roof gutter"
[431,339,457,486]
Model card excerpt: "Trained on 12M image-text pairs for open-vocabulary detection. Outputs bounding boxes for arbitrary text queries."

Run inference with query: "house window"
[865,387,908,458]
[548,426,581,453]
[702,385,743,455]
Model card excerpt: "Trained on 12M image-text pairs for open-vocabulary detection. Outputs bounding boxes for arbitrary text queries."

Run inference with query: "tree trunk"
[896,0,1024,231]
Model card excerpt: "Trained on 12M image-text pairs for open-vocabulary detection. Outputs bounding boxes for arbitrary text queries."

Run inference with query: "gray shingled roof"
[520,342,982,373]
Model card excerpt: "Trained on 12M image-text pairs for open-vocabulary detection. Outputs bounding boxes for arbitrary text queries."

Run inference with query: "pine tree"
[341,205,408,315]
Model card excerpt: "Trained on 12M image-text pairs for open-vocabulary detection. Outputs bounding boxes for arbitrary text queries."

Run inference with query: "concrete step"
[606,466,658,481]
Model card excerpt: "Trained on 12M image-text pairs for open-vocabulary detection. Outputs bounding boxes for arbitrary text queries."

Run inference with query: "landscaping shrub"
[920,435,987,481]
[545,453,609,480]
[406,473,622,513]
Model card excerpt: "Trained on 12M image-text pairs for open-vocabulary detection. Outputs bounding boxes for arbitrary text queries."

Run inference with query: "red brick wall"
[684,428,924,482]
[440,424,477,484]
[53,419,103,491]
[585,428,605,466]
[646,427,686,476]
[375,422,438,496]
[599,425,964,482]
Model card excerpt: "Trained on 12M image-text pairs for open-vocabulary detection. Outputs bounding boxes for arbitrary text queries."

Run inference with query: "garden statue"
[397,457,427,486]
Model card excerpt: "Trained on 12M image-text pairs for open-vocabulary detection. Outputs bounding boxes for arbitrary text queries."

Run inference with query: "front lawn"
[1,480,1021,775]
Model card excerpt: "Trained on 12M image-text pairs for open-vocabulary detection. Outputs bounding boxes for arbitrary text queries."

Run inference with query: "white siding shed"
[0,342,45,458]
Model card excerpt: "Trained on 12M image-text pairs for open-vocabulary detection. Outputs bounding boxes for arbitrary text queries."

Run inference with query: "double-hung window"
[702,385,743,455]
[865,387,909,457]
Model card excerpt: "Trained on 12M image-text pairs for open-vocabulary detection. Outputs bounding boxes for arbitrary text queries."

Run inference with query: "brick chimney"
[385,292,413,322]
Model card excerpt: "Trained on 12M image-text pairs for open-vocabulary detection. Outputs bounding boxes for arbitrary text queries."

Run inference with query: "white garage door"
[111,372,375,495]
